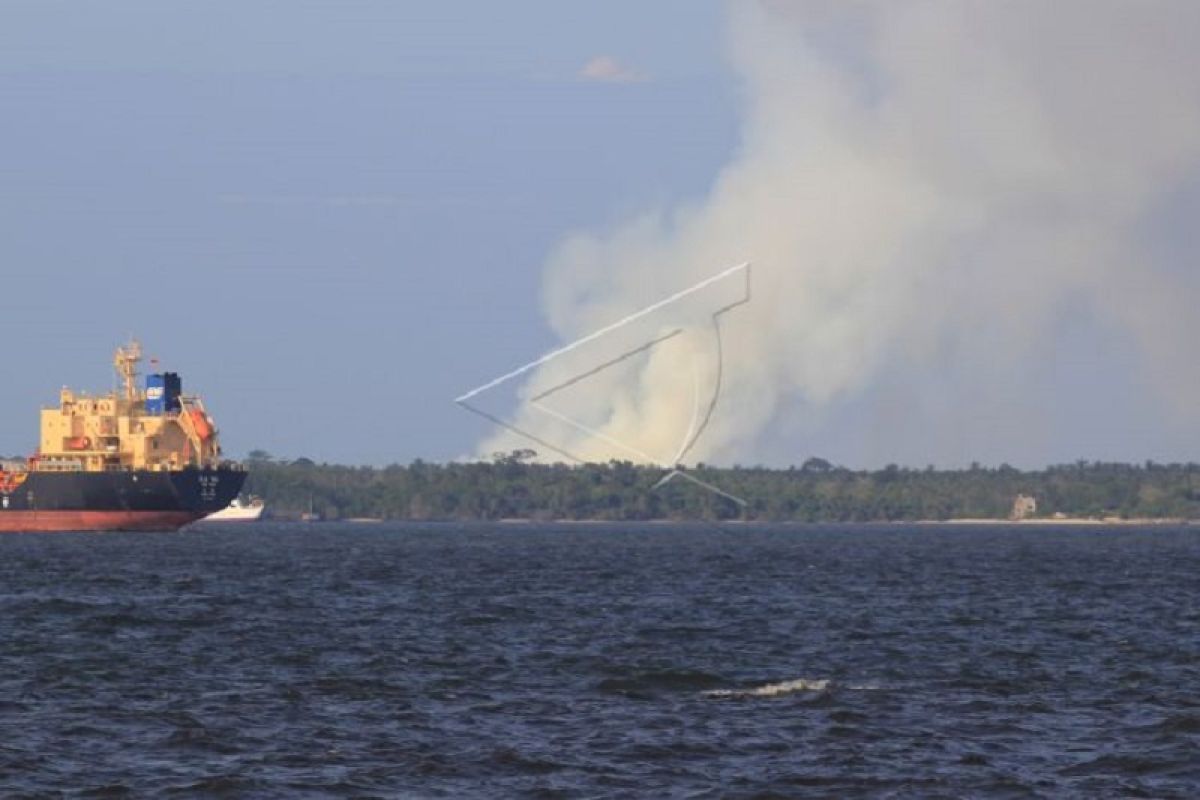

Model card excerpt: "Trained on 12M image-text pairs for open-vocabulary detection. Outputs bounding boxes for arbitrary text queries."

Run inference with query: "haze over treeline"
[482,1,1200,470]
[3,2,1198,469]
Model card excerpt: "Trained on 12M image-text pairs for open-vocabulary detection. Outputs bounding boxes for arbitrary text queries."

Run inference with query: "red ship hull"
[0,510,202,533]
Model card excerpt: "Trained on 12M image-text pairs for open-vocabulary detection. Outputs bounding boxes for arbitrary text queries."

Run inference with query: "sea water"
[1,523,1198,797]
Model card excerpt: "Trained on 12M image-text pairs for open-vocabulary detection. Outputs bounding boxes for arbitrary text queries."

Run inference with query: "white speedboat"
[200,495,266,522]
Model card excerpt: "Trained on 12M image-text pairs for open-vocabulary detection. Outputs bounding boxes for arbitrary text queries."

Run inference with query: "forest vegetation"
[241,451,1200,522]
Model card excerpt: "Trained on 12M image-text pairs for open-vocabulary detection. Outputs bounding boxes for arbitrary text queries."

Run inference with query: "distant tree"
[493,448,538,464]
[237,458,1200,523]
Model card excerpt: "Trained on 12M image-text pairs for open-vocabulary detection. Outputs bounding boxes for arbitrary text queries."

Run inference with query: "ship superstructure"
[0,341,245,532]
[37,341,222,473]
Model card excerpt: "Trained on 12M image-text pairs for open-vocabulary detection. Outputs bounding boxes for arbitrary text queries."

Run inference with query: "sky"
[0,1,736,465]
[1,1,1197,469]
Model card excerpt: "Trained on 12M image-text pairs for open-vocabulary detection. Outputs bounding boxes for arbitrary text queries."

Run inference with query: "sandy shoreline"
[491,517,1194,526]
[930,517,1192,526]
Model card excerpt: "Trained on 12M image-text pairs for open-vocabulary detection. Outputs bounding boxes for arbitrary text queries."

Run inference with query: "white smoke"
[483,1,1200,466]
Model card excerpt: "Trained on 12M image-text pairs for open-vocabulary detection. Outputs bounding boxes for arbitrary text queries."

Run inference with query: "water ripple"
[0,523,1197,797]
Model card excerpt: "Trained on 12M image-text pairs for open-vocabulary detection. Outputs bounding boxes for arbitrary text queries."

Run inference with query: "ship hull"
[0,467,245,533]
[0,510,201,533]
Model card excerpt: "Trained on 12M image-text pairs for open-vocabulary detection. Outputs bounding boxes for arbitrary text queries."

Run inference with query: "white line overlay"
[454,262,751,507]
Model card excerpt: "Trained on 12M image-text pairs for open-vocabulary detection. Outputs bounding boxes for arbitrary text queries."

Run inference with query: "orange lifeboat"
[65,436,91,451]
[0,471,27,494]
[189,410,212,441]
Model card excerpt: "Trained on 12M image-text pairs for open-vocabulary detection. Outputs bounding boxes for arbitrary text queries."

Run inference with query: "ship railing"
[36,458,85,472]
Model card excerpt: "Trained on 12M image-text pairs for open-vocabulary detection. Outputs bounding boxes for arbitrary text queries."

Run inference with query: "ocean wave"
[703,678,881,699]
[703,678,830,698]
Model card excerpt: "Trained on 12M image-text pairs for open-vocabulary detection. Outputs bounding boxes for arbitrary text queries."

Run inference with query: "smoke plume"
[483,1,1200,466]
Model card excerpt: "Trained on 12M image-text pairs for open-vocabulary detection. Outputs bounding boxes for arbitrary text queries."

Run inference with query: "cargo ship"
[0,341,245,532]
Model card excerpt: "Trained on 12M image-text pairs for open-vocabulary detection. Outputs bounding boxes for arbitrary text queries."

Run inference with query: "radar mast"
[113,339,142,402]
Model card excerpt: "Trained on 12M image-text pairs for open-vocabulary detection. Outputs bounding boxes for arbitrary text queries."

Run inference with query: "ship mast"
[113,339,142,402]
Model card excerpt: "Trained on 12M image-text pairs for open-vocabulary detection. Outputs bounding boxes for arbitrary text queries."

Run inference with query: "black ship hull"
[0,467,246,532]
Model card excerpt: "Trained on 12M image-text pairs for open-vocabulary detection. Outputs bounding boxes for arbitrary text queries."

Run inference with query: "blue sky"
[0,1,737,464]
[2,2,1198,470]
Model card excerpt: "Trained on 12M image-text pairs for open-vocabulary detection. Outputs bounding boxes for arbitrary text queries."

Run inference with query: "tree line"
[241,451,1200,522]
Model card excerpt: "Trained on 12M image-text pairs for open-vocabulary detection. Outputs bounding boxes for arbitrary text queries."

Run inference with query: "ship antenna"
[114,339,143,402]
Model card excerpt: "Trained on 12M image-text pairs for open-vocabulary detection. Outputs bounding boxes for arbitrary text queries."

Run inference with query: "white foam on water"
[703,678,883,699]
[703,678,830,699]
